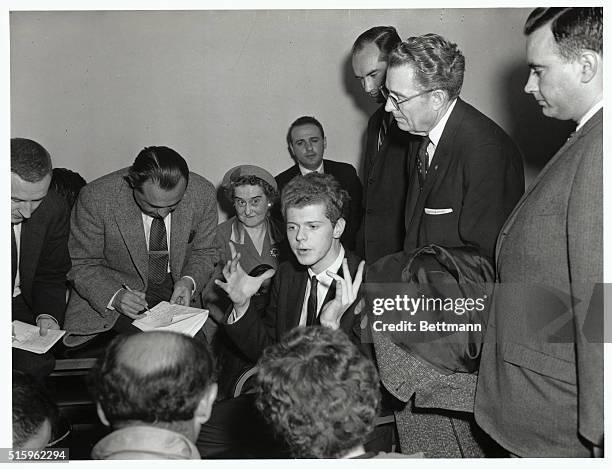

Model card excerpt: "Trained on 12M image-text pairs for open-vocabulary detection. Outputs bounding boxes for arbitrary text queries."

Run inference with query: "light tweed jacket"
[63,168,218,346]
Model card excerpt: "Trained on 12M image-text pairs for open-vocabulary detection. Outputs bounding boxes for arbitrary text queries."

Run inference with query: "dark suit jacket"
[358,105,413,264]
[403,98,524,261]
[13,189,71,325]
[223,250,363,362]
[275,160,363,251]
[475,110,603,456]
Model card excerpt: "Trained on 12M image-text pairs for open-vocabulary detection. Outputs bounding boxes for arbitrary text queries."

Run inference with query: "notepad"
[12,320,66,354]
[132,301,208,337]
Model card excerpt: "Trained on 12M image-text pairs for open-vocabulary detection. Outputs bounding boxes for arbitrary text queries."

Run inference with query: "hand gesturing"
[214,242,275,313]
[319,259,365,330]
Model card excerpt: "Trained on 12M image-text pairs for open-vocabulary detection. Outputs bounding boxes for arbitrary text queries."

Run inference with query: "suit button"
[368,178,375,184]
[366,208,373,214]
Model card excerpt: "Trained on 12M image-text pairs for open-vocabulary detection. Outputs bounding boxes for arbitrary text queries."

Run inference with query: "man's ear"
[288,143,295,159]
[96,403,110,427]
[332,217,346,239]
[194,383,218,426]
[579,50,600,83]
[323,136,327,151]
[430,89,447,111]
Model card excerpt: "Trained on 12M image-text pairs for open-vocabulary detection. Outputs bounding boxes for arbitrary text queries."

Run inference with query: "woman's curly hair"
[255,327,380,458]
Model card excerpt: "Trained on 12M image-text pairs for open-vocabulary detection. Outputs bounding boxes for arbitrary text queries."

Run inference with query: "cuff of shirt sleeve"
[107,289,123,310]
[35,314,59,326]
[182,276,196,293]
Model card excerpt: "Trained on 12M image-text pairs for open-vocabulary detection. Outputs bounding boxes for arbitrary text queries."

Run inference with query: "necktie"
[11,224,17,290]
[416,136,430,190]
[306,275,319,326]
[148,217,169,285]
[377,113,390,150]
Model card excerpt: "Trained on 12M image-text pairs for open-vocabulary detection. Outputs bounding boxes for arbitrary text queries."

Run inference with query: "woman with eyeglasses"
[203,164,288,399]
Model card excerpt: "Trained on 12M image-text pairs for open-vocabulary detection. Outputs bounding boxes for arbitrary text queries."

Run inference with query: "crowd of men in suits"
[11,7,602,459]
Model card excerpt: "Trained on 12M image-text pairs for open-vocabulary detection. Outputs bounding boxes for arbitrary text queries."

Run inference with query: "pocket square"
[188,230,196,243]
[424,207,453,215]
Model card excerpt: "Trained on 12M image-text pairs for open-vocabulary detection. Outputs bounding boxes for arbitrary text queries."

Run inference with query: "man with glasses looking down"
[383,33,524,262]
[371,33,525,457]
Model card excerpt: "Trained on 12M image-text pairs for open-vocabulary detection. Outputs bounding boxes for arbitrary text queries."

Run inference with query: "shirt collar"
[298,161,324,175]
[576,100,603,131]
[427,98,457,147]
[308,244,345,286]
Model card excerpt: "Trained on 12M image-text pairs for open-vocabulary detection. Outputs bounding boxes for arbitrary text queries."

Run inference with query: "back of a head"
[255,326,380,458]
[11,138,53,183]
[281,172,349,225]
[51,168,87,208]
[389,33,465,101]
[352,26,401,60]
[89,331,215,426]
[125,146,190,192]
[12,371,58,450]
[524,7,602,61]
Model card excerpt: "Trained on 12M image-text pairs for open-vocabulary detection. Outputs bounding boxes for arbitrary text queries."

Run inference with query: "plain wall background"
[10,8,573,220]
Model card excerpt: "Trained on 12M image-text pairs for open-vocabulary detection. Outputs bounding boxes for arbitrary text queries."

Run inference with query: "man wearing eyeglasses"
[373,33,525,458]
[351,26,414,264]
[384,33,524,262]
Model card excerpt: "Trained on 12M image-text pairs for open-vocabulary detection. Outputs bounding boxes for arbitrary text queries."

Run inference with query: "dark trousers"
[12,294,56,381]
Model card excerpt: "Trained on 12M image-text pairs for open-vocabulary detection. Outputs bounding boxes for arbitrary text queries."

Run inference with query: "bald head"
[90,331,215,425]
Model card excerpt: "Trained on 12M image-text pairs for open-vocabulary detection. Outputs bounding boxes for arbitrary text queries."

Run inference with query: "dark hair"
[89,331,216,425]
[11,138,53,183]
[524,7,602,61]
[125,146,189,192]
[389,33,465,100]
[12,371,59,449]
[224,175,279,205]
[255,327,380,458]
[281,172,349,225]
[51,168,86,209]
[286,116,325,147]
[352,26,401,61]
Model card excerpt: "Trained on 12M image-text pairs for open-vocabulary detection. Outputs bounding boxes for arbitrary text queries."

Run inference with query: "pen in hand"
[122,283,151,314]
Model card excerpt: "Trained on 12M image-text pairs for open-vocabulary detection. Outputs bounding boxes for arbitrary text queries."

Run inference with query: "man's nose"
[244,203,253,215]
[384,98,394,113]
[296,227,307,241]
[524,72,537,95]
[19,202,33,219]
[363,77,374,93]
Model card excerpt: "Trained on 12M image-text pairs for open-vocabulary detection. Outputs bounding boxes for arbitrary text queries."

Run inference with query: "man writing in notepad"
[11,138,71,378]
[63,146,218,347]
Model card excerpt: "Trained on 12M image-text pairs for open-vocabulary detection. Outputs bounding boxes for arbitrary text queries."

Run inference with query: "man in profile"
[476,7,603,457]
[351,26,412,264]
[276,116,362,251]
[11,138,71,378]
[372,33,525,457]
[90,331,217,459]
[63,146,218,346]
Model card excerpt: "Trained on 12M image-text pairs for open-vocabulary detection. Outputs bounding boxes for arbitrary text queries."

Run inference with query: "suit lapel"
[406,101,463,228]
[169,194,191,279]
[114,182,148,281]
[286,264,308,330]
[494,110,601,264]
[19,215,45,299]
